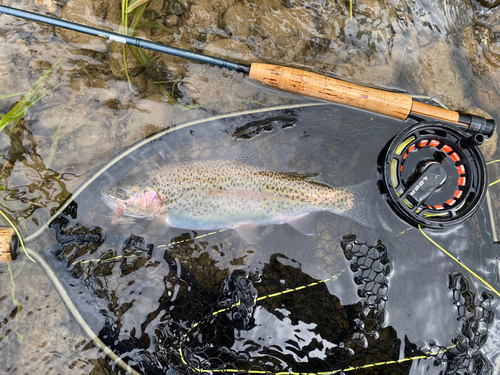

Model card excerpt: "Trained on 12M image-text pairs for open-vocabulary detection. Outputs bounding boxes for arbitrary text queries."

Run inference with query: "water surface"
[0,0,499,374]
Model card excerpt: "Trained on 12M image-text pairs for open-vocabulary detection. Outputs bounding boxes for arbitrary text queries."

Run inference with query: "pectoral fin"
[287,213,318,236]
[234,224,260,244]
[148,216,170,236]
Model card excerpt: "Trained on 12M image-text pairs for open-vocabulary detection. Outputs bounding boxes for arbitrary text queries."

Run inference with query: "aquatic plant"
[157,81,264,109]
[45,102,70,169]
[0,55,65,134]
[0,56,73,238]
[117,0,173,92]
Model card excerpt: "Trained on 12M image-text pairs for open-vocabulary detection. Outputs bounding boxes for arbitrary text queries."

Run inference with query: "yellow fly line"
[486,159,500,186]
[177,268,455,375]
[418,225,500,298]
[70,229,230,266]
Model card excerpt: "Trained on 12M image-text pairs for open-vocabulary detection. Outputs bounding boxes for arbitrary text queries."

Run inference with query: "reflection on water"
[0,0,499,374]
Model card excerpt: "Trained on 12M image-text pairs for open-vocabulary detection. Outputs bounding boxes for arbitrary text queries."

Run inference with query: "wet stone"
[477,0,500,8]
[400,33,469,109]
[256,7,316,60]
[58,0,110,50]
[167,0,187,16]
[35,0,57,13]
[222,4,256,38]
[146,55,186,82]
[143,9,161,21]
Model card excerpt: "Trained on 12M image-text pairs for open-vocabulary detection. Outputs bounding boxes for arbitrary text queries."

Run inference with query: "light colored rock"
[255,6,316,61]
[58,0,110,51]
[222,4,256,38]
[35,0,57,12]
[400,33,469,110]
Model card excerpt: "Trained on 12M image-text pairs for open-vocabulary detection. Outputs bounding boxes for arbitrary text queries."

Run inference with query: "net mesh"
[48,212,496,375]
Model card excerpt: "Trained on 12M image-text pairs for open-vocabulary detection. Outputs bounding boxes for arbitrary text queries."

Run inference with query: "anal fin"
[287,213,318,236]
[234,224,260,244]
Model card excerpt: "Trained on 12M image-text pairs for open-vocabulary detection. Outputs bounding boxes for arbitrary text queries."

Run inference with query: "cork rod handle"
[249,63,413,120]
[249,63,496,137]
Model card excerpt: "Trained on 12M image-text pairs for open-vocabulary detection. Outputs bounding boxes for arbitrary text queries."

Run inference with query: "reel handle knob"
[458,134,485,150]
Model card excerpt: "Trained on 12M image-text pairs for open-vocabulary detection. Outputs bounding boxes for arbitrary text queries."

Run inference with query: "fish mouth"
[101,191,127,215]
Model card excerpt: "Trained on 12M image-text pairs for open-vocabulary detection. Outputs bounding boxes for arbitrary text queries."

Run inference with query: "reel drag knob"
[400,162,447,210]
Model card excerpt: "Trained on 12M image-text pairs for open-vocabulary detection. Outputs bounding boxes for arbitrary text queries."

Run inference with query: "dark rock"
[146,55,186,82]
[143,9,160,21]
[477,0,500,9]
[167,0,187,16]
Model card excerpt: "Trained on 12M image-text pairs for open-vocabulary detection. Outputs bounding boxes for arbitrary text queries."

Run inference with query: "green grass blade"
[126,0,150,14]
[129,2,148,31]
[127,45,148,67]
[0,92,27,100]
[0,56,65,133]
[46,102,69,169]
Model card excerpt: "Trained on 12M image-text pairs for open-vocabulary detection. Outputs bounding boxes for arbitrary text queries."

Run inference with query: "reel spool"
[380,122,487,229]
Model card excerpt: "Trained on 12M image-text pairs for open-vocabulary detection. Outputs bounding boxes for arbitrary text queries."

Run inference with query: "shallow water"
[0,0,499,374]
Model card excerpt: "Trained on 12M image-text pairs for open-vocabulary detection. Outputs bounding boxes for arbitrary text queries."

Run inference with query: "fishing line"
[487,160,500,186]
[157,229,228,249]
[70,229,229,266]
[490,178,500,187]
[178,269,456,375]
[418,224,500,298]
[179,271,346,372]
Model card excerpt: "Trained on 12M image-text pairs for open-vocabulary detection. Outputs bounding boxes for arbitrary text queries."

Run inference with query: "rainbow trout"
[101,159,374,242]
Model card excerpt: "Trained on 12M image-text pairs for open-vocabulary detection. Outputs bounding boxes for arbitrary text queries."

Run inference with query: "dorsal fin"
[285,172,325,183]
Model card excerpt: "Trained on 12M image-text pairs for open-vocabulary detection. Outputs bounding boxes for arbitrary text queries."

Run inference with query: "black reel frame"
[380,121,488,229]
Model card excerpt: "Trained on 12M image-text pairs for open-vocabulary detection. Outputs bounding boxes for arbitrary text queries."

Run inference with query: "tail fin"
[337,179,380,229]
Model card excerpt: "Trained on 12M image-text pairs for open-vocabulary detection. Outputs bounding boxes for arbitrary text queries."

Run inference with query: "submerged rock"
[222,4,256,38]
[58,0,111,51]
[255,6,316,60]
[35,0,57,13]
[146,55,187,82]
[477,0,500,9]
[167,0,187,16]
[400,32,469,110]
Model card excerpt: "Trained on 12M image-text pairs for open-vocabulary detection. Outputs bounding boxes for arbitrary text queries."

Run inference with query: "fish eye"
[115,188,129,200]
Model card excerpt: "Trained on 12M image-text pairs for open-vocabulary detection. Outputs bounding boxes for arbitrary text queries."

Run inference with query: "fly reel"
[380,122,488,228]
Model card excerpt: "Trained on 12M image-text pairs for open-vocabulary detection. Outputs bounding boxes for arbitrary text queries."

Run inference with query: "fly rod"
[0,5,496,137]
